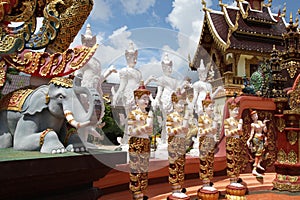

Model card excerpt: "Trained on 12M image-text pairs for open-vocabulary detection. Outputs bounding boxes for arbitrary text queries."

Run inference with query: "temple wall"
[237,55,253,76]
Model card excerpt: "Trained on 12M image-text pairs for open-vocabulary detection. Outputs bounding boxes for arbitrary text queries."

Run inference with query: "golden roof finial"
[266,0,272,7]
[290,12,293,24]
[281,3,286,17]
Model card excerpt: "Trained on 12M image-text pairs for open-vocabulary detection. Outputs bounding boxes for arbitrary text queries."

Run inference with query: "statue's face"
[251,113,258,121]
[162,64,172,76]
[125,50,138,68]
[198,69,207,81]
[230,107,239,118]
[136,94,149,110]
[204,103,214,116]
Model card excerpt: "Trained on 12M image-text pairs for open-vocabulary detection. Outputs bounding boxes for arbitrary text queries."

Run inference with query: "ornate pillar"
[273,80,300,191]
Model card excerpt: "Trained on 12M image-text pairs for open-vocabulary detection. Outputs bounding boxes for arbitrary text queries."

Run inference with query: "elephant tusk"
[64,110,90,128]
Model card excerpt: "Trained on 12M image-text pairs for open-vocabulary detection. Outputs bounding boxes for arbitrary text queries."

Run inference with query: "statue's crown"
[228,98,240,110]
[49,77,73,88]
[171,88,186,103]
[162,53,172,67]
[202,92,213,108]
[134,81,150,98]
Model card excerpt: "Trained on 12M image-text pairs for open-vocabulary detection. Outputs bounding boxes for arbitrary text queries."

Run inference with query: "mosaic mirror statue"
[128,81,153,200]
[166,89,190,199]
[224,97,247,199]
[111,43,155,146]
[197,92,219,199]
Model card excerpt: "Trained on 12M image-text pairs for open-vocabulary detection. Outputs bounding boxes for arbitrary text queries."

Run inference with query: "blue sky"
[70,0,300,84]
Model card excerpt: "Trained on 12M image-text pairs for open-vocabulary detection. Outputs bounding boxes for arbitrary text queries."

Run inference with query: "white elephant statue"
[0,77,99,154]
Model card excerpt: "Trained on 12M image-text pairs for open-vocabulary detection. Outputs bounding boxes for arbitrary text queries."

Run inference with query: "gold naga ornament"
[0,0,96,87]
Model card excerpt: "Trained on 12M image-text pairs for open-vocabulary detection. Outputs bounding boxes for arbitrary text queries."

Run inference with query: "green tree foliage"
[101,102,124,145]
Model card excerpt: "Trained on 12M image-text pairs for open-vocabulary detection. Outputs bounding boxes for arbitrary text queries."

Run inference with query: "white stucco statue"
[75,24,117,148]
[190,59,223,116]
[111,42,155,145]
[152,53,190,144]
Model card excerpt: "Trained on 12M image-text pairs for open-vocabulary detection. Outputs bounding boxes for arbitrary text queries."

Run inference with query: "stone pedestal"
[0,148,126,200]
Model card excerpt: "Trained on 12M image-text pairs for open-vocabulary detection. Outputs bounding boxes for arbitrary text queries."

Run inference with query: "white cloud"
[121,0,155,15]
[90,0,113,21]
[95,26,135,83]
[165,0,209,81]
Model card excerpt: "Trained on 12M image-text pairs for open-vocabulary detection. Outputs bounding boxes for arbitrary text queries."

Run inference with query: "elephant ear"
[22,85,49,115]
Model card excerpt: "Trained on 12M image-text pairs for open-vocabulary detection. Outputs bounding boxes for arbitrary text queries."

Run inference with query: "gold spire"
[281,3,286,17]
[265,0,272,7]
[290,12,293,24]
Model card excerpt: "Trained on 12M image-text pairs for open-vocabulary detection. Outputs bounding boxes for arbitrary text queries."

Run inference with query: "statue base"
[167,194,190,200]
[273,172,300,192]
[225,184,247,200]
[197,187,219,200]
[0,148,126,200]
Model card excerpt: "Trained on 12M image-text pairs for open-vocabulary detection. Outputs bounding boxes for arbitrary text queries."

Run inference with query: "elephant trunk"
[73,86,96,121]
[64,110,90,129]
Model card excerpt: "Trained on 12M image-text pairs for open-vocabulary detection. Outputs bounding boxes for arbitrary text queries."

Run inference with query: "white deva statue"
[190,59,223,116]
[112,42,155,145]
[152,53,190,144]
[111,42,141,109]
[75,24,116,148]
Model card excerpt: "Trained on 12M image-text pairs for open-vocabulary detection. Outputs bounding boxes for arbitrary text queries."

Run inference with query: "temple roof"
[191,1,287,69]
[206,3,286,52]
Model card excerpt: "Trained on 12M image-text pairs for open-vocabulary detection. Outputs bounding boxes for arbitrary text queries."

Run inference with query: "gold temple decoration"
[288,150,297,164]
[288,176,299,183]
[277,149,287,164]
[49,77,73,88]
[0,88,34,112]
[277,174,286,181]
[284,61,299,78]
[287,131,298,145]
[276,117,285,132]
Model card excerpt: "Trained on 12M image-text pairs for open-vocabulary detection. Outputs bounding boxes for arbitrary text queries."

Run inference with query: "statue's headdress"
[228,97,240,110]
[49,77,73,88]
[161,53,173,67]
[202,92,213,108]
[134,81,150,99]
[249,109,257,116]
[171,88,186,103]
